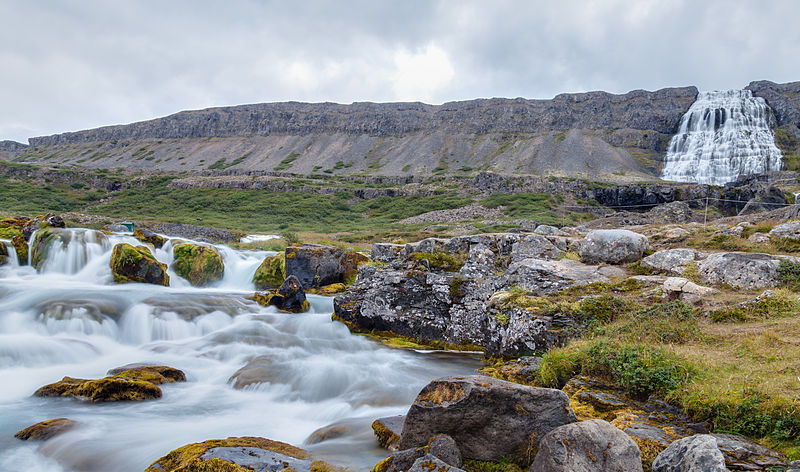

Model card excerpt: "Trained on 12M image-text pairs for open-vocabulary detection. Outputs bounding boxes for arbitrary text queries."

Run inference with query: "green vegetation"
[274,151,300,171]
[410,251,465,272]
[479,193,584,226]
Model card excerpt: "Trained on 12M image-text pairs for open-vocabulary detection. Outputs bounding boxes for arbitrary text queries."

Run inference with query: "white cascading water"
[0,229,481,471]
[660,89,783,185]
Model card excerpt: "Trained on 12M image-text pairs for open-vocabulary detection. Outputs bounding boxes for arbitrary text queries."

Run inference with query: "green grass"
[274,152,300,171]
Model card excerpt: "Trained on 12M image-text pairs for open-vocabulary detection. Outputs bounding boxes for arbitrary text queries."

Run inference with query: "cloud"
[0,0,799,143]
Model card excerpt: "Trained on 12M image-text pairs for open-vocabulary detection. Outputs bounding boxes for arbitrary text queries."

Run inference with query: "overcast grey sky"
[1,0,798,143]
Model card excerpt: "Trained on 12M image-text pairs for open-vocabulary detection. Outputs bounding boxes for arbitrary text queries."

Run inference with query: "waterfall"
[660,89,783,186]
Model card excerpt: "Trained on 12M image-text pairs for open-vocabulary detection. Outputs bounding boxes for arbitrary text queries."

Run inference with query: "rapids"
[0,229,482,471]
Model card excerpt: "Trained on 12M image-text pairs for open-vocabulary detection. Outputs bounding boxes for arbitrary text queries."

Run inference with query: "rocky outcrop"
[531,419,644,472]
[171,243,224,287]
[579,229,649,264]
[34,365,185,402]
[110,243,170,286]
[696,252,787,290]
[143,436,345,472]
[14,418,76,441]
[398,376,576,465]
[652,434,729,472]
[253,274,310,313]
[285,245,369,289]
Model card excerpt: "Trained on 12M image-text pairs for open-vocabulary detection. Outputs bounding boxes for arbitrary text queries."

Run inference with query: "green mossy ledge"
[252,253,286,290]
[34,366,185,403]
[110,243,170,286]
[171,243,224,287]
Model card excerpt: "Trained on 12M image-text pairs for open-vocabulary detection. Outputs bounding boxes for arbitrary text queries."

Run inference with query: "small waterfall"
[661,89,783,185]
[1,240,20,267]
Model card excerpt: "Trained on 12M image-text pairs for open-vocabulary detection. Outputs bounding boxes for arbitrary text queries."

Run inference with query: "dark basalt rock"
[253,275,310,313]
[285,245,369,289]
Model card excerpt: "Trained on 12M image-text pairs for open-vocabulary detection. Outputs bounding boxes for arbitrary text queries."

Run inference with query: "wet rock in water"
[110,243,170,286]
[531,419,644,472]
[579,229,649,265]
[11,235,28,265]
[171,243,224,287]
[0,241,7,265]
[372,415,404,451]
[305,420,353,445]
[34,365,185,402]
[374,434,463,472]
[252,253,286,290]
[640,249,698,275]
[399,375,576,465]
[144,436,346,472]
[285,244,370,288]
[253,275,310,313]
[228,356,274,389]
[14,418,76,441]
[22,212,65,239]
[133,228,166,249]
[652,434,729,472]
[696,252,785,289]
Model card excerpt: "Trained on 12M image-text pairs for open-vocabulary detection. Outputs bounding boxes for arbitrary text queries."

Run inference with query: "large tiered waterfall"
[660,90,783,185]
[0,229,481,472]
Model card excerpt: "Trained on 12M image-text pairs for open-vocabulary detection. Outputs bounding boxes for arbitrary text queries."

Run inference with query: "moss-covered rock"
[11,235,28,265]
[34,365,185,403]
[110,243,169,286]
[133,228,166,249]
[0,240,7,265]
[15,418,76,440]
[372,415,403,451]
[31,229,57,270]
[306,283,347,295]
[143,436,346,472]
[172,243,224,287]
[253,275,310,313]
[253,253,285,290]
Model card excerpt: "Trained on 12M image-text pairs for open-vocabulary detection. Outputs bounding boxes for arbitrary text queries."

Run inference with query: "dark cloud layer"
[1,0,798,143]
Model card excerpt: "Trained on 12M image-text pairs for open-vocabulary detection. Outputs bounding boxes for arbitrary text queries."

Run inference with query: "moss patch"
[110,243,169,286]
[410,251,465,272]
[252,253,286,290]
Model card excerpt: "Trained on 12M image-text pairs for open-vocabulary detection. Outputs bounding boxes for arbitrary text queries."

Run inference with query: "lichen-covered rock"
[399,375,576,465]
[253,275,310,313]
[374,433,463,472]
[640,249,698,275]
[133,228,166,248]
[14,418,76,440]
[373,415,404,451]
[171,243,224,287]
[510,234,562,262]
[110,243,169,286]
[769,220,800,240]
[408,455,466,472]
[252,253,286,290]
[372,243,405,263]
[531,419,644,472]
[652,434,729,472]
[143,436,345,472]
[580,229,649,264]
[696,252,783,289]
[506,258,625,294]
[285,245,370,288]
[712,433,787,470]
[34,365,185,402]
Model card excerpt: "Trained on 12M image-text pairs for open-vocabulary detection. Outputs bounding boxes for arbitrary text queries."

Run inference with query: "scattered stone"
[714,226,744,237]
[640,249,697,275]
[425,434,462,468]
[769,221,800,240]
[662,277,717,303]
[494,356,542,384]
[254,275,310,313]
[748,232,770,243]
[133,228,166,248]
[652,434,729,472]
[253,253,286,290]
[531,419,644,472]
[285,245,370,289]
[664,227,691,241]
[110,243,170,286]
[372,415,404,451]
[171,243,224,287]
[399,375,576,464]
[34,365,185,402]
[14,418,76,441]
[696,252,782,290]
[580,229,649,264]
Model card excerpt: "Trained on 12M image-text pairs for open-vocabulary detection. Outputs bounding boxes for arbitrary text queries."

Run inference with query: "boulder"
[769,221,800,240]
[748,232,770,244]
[580,229,649,264]
[14,418,76,440]
[696,252,781,289]
[531,419,644,472]
[662,277,717,303]
[110,243,170,286]
[228,356,274,389]
[133,228,166,248]
[506,258,625,294]
[651,434,728,472]
[510,234,562,261]
[34,365,185,402]
[252,253,286,290]
[408,455,466,472]
[372,243,405,263]
[373,415,404,451]
[254,275,310,313]
[663,227,690,242]
[399,375,576,464]
[640,249,697,275]
[171,243,224,287]
[375,434,463,472]
[285,245,370,289]
[534,225,567,236]
[143,436,345,472]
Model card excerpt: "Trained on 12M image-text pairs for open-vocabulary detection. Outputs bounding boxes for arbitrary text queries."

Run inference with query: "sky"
[1,0,799,144]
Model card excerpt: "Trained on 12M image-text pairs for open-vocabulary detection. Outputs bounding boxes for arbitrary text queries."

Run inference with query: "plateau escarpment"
[12,87,698,179]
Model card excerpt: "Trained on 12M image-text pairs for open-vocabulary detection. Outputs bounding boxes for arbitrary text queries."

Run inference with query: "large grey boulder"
[510,234,563,261]
[652,434,729,472]
[580,229,649,264]
[507,258,625,294]
[285,245,369,289]
[769,221,800,240]
[640,249,698,275]
[399,375,576,464]
[530,419,644,472]
[696,252,783,289]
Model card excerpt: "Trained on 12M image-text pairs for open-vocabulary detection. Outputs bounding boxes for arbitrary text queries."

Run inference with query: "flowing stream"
[0,229,482,472]
[660,89,783,185]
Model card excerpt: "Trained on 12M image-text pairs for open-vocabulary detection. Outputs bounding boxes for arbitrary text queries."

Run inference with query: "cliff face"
[14,87,699,179]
